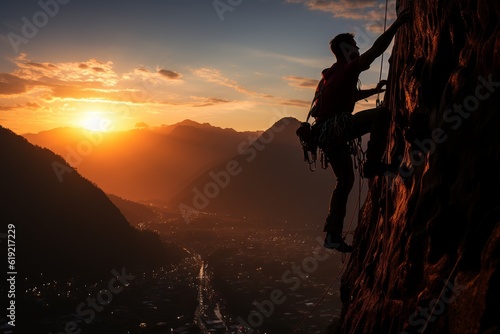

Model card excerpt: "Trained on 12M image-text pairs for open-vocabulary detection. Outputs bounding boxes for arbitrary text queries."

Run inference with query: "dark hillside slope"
[0,126,179,281]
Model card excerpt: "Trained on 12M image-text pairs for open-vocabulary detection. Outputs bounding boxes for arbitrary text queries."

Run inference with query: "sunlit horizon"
[1,0,396,135]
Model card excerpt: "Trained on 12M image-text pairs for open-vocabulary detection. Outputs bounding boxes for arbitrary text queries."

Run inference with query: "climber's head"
[330,33,360,62]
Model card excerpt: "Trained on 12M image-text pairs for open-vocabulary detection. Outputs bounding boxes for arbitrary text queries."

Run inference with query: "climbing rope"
[376,0,390,106]
[294,2,392,332]
[348,1,391,332]
[380,0,391,239]
[292,168,366,334]
[418,206,500,333]
[420,257,462,333]
[292,255,350,334]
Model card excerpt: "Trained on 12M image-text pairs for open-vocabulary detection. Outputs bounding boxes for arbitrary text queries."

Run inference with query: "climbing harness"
[316,113,366,175]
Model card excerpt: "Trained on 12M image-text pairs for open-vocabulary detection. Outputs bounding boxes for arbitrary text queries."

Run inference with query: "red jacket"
[313,57,369,122]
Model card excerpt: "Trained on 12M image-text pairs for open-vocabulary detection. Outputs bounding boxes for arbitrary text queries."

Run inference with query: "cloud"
[192,67,257,96]
[277,98,310,107]
[135,122,149,128]
[192,67,313,111]
[158,69,182,80]
[283,75,318,89]
[0,102,41,110]
[47,85,126,102]
[193,97,231,107]
[0,55,185,105]
[253,50,327,68]
[192,67,274,99]
[286,0,396,21]
[0,73,33,95]
[13,54,117,85]
[121,68,184,96]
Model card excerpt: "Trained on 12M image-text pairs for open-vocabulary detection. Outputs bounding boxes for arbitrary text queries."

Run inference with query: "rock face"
[338,0,500,333]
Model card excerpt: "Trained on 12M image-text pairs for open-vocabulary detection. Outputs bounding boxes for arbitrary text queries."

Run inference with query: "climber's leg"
[351,107,394,177]
[323,143,354,234]
[351,106,391,161]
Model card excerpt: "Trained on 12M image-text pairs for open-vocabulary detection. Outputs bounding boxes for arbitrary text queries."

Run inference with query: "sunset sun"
[79,112,113,132]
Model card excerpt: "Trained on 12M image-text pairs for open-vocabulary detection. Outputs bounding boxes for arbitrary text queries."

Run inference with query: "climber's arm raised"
[358,9,411,71]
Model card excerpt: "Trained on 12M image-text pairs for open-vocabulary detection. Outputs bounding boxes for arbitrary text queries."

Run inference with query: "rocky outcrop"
[338,0,500,333]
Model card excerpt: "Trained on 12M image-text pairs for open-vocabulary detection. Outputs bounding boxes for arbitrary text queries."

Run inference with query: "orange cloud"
[283,75,318,89]
[192,67,259,96]
[158,69,182,79]
[287,0,396,21]
[0,73,33,95]
[13,54,118,86]
[192,67,283,104]
[277,98,310,108]
[193,97,231,107]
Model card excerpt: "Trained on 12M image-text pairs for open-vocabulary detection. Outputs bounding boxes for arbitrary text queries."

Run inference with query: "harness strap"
[316,114,366,174]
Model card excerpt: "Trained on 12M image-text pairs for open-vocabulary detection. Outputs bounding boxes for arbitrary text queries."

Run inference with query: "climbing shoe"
[362,160,398,178]
[324,233,353,253]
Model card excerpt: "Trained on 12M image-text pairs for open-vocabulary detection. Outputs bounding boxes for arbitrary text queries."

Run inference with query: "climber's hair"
[330,33,356,59]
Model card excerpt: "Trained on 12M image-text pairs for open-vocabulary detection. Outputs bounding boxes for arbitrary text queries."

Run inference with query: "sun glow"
[79,112,113,132]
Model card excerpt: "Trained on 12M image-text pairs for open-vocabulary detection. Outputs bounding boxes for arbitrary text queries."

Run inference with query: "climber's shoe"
[362,160,398,178]
[324,232,353,253]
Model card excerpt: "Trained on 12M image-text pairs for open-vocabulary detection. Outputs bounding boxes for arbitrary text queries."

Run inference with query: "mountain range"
[23,120,263,203]
[23,118,367,227]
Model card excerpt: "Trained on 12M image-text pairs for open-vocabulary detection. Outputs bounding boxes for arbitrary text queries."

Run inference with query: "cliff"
[337,0,500,333]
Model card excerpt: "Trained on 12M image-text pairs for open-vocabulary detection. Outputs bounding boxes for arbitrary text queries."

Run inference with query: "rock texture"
[338,0,500,333]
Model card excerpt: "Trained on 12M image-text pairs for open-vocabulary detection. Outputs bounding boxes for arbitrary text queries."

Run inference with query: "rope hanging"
[377,0,390,107]
[292,256,349,334]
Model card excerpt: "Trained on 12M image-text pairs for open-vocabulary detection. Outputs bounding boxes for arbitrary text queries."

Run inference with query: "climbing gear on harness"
[296,76,328,171]
[316,113,366,176]
[318,113,353,143]
[296,121,317,171]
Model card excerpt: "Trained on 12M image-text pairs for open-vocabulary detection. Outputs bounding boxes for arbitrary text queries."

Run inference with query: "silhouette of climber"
[313,10,411,252]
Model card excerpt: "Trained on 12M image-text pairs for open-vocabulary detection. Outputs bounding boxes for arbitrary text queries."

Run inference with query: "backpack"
[296,78,325,171]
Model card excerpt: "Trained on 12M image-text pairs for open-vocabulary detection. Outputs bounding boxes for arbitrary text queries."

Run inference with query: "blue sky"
[0,0,397,133]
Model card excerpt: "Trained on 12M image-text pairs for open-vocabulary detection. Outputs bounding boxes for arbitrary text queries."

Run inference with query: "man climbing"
[313,10,411,252]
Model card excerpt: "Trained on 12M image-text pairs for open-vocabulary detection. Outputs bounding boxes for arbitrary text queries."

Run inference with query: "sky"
[0,0,397,134]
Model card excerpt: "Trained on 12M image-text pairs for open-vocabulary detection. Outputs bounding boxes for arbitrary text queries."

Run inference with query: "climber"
[312,9,411,252]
